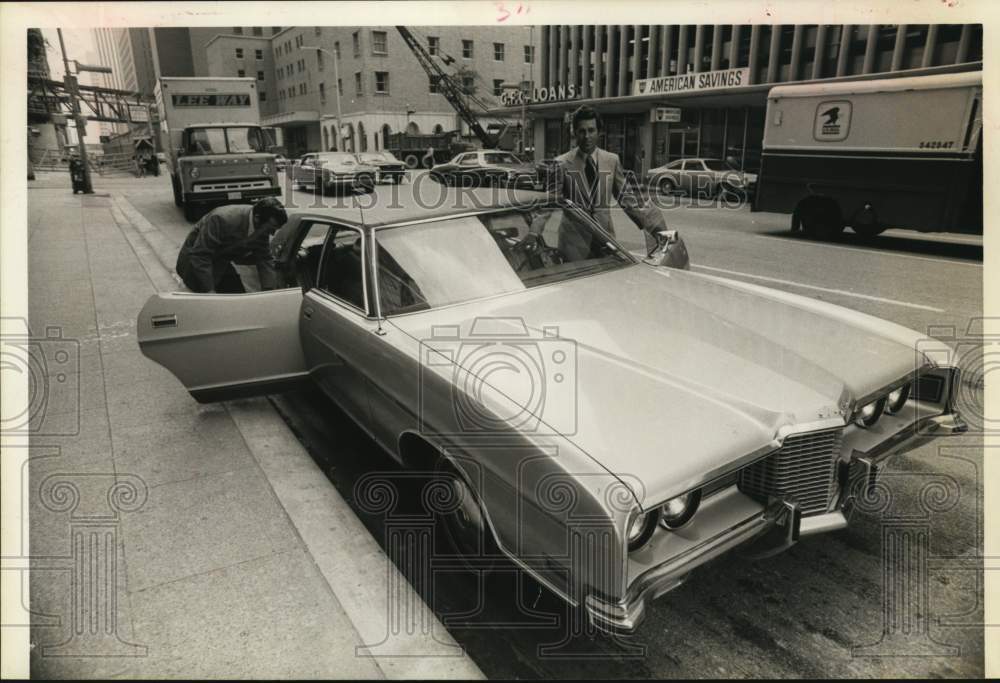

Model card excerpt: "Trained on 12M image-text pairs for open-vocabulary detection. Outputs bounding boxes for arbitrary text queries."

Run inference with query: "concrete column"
[693,25,705,72]
[836,25,852,76]
[789,25,803,80]
[862,24,878,74]
[728,25,741,67]
[747,25,761,84]
[582,25,592,98]
[617,26,629,96]
[648,25,660,77]
[630,25,641,88]
[766,24,782,82]
[921,24,938,67]
[559,25,569,86]
[711,24,723,71]
[605,26,616,98]
[661,25,673,75]
[677,25,689,73]
[956,24,971,64]
[594,26,604,98]
[570,26,582,91]
[546,25,557,87]
[812,24,827,79]
[890,24,907,72]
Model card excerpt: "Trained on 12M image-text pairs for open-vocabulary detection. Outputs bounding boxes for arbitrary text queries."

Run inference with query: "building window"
[257,70,265,81]
[252,27,263,36]
[237,69,245,77]
[315,26,322,36]
[524,45,534,63]
[255,49,263,60]
[493,79,504,96]
[295,35,303,48]
[233,27,243,35]
[300,83,306,95]
[259,90,266,101]
[275,47,281,58]
[374,71,389,94]
[372,30,388,54]
[288,87,294,99]
[317,50,324,70]
[272,27,281,35]
[319,82,326,102]
[462,39,473,58]
[494,42,505,61]
[355,71,363,95]
[462,75,474,92]
[235,48,244,59]
[429,75,440,93]
[334,41,341,59]
[337,78,343,96]
[428,36,439,55]
[353,31,361,57]
[285,40,291,53]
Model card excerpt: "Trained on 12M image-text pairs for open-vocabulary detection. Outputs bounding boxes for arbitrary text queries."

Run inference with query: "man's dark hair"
[253,197,288,225]
[571,105,602,131]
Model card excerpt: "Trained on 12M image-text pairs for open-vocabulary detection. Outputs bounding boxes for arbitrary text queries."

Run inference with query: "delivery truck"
[753,70,982,238]
[156,77,280,221]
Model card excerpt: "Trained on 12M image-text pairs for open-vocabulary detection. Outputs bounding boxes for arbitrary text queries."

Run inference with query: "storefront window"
[700,109,725,160]
[725,107,747,168]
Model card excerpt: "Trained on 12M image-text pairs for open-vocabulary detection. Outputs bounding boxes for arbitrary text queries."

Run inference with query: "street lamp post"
[302,46,343,151]
[56,29,113,194]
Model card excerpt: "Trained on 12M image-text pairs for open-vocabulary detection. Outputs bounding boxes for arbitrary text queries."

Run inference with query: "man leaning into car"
[176,197,288,294]
[546,105,667,258]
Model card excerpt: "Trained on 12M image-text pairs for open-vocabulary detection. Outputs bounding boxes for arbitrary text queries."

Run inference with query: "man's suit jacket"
[546,147,666,258]
[177,204,276,292]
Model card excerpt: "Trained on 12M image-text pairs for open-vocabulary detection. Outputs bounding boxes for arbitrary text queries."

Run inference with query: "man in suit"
[176,197,288,293]
[545,105,666,260]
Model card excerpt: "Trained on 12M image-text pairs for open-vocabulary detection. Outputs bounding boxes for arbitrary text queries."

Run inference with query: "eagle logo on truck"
[813,100,851,141]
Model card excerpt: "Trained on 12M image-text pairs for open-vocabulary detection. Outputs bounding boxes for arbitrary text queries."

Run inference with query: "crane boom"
[395,26,498,148]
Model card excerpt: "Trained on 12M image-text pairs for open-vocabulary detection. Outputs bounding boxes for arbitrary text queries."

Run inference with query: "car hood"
[490,162,537,174]
[387,264,933,506]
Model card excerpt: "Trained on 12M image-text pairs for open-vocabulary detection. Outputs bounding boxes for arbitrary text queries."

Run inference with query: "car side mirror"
[295,248,315,292]
[644,230,690,270]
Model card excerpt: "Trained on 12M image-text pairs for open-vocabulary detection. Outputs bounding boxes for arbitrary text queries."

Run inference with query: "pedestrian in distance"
[175,197,288,294]
[545,105,667,258]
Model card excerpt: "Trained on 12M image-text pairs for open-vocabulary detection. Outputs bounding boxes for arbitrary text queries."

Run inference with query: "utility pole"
[57,29,93,194]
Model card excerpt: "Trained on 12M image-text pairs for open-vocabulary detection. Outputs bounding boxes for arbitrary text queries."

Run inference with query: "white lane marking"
[690,264,947,313]
[752,233,983,268]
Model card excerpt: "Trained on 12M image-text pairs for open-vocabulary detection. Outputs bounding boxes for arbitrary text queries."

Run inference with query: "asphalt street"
[116,171,985,678]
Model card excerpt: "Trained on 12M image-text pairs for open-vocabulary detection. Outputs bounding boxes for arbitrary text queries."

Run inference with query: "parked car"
[290,151,377,194]
[430,150,538,188]
[357,151,407,184]
[137,197,964,635]
[647,157,757,197]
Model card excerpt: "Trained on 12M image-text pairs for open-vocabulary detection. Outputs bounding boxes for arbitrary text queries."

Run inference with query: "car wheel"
[433,458,499,574]
[657,177,677,195]
[404,154,420,169]
[799,198,844,240]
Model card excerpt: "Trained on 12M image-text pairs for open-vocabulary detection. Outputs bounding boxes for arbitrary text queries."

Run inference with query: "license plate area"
[227,191,242,200]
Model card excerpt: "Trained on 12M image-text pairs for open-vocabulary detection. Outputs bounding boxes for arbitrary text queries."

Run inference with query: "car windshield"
[360,152,395,163]
[186,127,266,155]
[317,153,357,165]
[703,159,736,171]
[483,152,524,165]
[373,205,634,315]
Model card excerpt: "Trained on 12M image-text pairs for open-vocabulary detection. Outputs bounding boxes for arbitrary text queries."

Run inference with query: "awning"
[261,110,320,126]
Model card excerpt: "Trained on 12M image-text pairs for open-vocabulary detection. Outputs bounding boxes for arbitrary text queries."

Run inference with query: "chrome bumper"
[584,411,966,635]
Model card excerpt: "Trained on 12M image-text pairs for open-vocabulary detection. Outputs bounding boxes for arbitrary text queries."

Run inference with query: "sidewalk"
[25,178,483,679]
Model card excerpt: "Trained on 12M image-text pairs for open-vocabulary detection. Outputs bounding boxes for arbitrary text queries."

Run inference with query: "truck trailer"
[155,77,280,221]
[753,70,982,237]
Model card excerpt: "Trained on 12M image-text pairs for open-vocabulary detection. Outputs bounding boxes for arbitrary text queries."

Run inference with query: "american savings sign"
[632,67,749,96]
[172,93,252,107]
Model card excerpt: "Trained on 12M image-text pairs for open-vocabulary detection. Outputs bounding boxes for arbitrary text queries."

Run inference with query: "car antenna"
[355,191,386,336]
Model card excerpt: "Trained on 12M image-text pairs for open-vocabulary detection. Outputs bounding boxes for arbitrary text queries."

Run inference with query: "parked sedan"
[290,151,377,194]
[648,157,757,197]
[137,197,964,635]
[430,150,538,188]
[357,151,407,184]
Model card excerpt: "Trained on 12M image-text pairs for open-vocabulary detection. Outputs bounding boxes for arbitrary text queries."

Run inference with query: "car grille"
[192,180,271,192]
[737,428,843,515]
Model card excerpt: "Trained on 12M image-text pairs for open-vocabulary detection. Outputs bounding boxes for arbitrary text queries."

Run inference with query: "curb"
[109,193,485,680]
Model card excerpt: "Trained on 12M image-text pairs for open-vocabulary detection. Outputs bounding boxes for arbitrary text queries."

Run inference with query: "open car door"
[137,289,308,403]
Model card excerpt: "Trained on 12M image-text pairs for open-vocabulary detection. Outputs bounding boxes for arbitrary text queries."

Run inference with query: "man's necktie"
[585,154,598,206]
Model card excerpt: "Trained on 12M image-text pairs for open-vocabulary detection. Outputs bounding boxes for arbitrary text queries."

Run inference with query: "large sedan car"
[430,150,539,188]
[290,151,377,194]
[648,157,757,197]
[357,151,407,184]
[137,197,964,634]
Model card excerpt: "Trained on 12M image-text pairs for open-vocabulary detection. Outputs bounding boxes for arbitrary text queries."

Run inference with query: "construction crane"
[395,26,501,148]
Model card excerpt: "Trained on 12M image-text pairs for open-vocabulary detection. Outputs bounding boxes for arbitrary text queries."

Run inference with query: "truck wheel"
[183,201,200,223]
[798,198,843,240]
[171,175,182,207]
[404,154,420,169]
[850,206,885,239]
[852,223,886,239]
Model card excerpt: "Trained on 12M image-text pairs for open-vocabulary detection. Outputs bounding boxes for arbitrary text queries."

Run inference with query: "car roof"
[290,188,550,230]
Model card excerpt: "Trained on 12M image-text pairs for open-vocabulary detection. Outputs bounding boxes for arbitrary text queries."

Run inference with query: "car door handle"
[302,306,313,320]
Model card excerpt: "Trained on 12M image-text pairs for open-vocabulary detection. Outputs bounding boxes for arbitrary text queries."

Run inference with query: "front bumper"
[584,410,967,635]
[187,184,280,204]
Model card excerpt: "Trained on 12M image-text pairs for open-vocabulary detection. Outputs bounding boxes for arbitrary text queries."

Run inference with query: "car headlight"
[659,488,702,530]
[189,166,200,179]
[627,508,661,552]
[885,383,911,415]
[855,397,887,427]
[261,164,270,175]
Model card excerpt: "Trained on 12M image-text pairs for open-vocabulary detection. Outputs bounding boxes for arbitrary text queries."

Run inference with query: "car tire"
[799,198,844,240]
[404,154,420,169]
[171,175,182,207]
[657,177,677,195]
[432,457,499,574]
